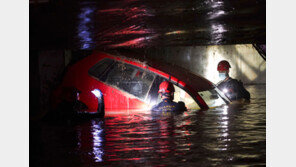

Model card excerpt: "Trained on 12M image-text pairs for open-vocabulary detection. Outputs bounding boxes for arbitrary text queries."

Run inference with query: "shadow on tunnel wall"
[29,49,92,120]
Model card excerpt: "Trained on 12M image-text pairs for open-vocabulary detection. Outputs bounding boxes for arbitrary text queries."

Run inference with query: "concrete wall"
[145,44,266,84]
[30,50,93,120]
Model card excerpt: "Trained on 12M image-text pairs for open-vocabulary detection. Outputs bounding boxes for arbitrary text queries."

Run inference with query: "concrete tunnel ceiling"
[30,0,266,50]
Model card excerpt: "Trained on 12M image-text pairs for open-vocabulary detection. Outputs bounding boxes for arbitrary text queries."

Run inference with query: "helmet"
[158,81,175,94]
[217,60,231,72]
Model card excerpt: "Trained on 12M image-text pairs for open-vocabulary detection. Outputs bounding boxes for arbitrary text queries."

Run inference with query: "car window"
[198,88,226,108]
[105,62,156,100]
[88,58,114,81]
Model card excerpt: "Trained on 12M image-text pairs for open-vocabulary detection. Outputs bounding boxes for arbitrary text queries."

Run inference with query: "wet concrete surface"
[30,85,265,166]
[30,0,265,50]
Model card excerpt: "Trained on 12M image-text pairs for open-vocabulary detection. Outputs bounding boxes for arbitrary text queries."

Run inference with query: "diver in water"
[151,81,187,113]
[216,60,250,102]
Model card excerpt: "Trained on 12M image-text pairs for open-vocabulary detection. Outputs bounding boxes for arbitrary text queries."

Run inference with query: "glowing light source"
[91,89,102,98]
[223,88,228,93]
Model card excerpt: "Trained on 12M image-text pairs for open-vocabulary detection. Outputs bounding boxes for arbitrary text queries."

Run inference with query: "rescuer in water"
[151,81,187,113]
[216,60,250,102]
[52,87,103,124]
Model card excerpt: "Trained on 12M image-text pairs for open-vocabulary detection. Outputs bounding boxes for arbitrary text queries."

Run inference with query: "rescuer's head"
[158,81,175,100]
[217,60,231,80]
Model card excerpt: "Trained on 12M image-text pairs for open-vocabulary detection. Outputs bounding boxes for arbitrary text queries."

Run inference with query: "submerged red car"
[52,51,229,115]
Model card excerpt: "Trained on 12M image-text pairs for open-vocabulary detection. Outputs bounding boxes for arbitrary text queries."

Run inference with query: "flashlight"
[91,89,105,117]
[223,88,228,93]
[91,89,102,99]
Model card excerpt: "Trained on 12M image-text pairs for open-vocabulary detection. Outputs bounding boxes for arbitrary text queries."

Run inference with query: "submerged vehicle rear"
[52,51,229,115]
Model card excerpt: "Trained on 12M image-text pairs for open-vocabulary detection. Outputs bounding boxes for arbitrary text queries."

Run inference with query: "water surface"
[31,85,265,166]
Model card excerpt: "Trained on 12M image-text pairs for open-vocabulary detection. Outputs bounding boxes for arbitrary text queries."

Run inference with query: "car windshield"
[105,62,156,100]
[173,85,200,110]
[198,88,227,108]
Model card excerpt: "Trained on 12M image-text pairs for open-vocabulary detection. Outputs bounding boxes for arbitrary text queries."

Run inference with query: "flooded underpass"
[30,85,265,166]
[29,0,266,166]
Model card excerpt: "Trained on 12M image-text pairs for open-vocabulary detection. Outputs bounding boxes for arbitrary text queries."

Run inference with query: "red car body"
[52,51,228,115]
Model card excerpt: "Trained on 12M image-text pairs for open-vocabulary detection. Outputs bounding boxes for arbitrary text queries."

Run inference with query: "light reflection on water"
[36,85,265,166]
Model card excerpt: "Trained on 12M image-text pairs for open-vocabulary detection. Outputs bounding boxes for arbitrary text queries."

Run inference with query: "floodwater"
[30,85,265,166]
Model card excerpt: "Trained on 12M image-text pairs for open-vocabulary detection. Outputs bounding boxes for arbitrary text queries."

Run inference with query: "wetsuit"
[217,77,250,101]
[151,99,187,113]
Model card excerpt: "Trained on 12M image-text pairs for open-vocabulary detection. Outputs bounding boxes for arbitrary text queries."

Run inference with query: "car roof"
[95,50,215,92]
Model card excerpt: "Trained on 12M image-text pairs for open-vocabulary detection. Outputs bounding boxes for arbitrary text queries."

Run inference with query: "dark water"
[30,0,265,50]
[30,85,265,166]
